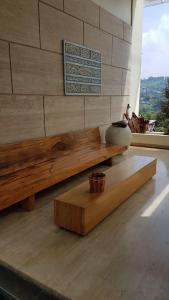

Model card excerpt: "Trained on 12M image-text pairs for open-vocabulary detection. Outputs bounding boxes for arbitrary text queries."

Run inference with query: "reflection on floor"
[0,147,169,300]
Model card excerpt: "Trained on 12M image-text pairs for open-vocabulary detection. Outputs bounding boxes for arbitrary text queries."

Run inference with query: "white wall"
[130,0,144,113]
[92,0,132,24]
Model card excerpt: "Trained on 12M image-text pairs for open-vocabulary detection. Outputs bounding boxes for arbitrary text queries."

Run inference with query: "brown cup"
[89,172,106,193]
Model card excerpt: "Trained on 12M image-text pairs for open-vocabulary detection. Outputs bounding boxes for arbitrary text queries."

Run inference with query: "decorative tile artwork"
[63,41,101,95]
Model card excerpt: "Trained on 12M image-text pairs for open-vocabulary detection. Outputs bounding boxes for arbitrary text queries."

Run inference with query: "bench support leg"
[104,157,113,167]
[22,195,35,211]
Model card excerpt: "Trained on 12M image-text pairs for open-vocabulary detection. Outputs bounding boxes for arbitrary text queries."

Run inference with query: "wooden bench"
[0,128,127,211]
[54,156,157,235]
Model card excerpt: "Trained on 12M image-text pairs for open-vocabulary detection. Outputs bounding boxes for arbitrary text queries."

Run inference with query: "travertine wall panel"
[64,0,100,27]
[0,95,44,144]
[11,44,63,95]
[0,41,12,93]
[0,0,40,47]
[0,0,132,144]
[123,23,132,43]
[44,96,84,135]
[112,37,131,69]
[85,97,111,127]
[102,65,122,96]
[40,3,83,53]
[122,70,131,96]
[84,24,112,65]
[111,96,130,121]
[100,8,123,39]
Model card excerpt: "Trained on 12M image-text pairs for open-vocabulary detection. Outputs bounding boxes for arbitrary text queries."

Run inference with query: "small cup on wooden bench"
[89,173,106,193]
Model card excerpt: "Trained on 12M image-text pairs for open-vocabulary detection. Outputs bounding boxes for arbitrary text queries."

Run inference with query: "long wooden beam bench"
[0,128,127,211]
[54,156,157,235]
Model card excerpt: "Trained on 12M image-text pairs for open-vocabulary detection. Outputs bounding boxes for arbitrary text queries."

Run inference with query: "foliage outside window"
[139,77,169,134]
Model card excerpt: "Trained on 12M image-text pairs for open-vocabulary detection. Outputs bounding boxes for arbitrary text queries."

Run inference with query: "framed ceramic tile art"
[63,40,101,95]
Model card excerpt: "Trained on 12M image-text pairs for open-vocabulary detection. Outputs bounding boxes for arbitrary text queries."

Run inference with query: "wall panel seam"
[0,93,13,95]
[8,43,13,94]
[113,35,131,45]
[102,63,130,72]
[92,28,132,46]
[109,96,112,122]
[8,40,63,57]
[0,26,131,55]
[38,0,42,48]
[0,38,60,55]
[39,0,64,12]
[43,96,47,136]
[83,22,85,45]
[99,7,101,29]
[111,36,113,68]
[0,93,126,97]
[131,0,133,26]
[123,22,125,40]
[121,69,124,96]
[83,96,85,129]
[5,39,132,63]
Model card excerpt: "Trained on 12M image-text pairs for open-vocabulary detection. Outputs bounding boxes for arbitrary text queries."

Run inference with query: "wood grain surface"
[54,156,157,235]
[0,128,126,210]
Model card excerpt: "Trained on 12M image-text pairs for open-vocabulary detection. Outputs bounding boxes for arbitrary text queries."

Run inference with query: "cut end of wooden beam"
[22,195,35,211]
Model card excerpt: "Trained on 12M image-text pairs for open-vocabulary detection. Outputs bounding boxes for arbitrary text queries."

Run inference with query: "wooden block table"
[54,156,157,235]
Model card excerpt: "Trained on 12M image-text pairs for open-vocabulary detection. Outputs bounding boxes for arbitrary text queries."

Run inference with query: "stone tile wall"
[0,0,132,143]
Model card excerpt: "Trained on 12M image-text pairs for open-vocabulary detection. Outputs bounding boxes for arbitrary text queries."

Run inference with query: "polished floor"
[0,265,69,300]
[0,147,169,300]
